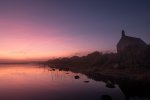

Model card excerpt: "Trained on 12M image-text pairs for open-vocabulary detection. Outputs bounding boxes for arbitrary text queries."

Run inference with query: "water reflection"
[0,64,148,100]
[86,72,150,100]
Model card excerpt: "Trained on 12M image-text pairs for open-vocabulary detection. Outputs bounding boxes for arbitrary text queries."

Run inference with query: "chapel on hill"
[117,30,147,53]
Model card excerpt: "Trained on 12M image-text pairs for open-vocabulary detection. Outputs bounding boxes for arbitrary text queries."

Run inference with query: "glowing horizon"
[0,15,112,60]
[0,0,149,60]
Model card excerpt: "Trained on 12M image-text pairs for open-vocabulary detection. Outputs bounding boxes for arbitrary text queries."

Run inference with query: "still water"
[0,64,149,100]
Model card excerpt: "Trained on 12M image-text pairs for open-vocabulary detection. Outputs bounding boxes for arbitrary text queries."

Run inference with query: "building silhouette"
[117,30,147,53]
[117,30,148,67]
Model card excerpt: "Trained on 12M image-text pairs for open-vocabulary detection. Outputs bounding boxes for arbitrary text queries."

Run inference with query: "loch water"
[0,64,149,100]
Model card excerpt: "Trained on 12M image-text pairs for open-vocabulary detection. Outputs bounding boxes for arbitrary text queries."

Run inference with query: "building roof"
[117,30,147,52]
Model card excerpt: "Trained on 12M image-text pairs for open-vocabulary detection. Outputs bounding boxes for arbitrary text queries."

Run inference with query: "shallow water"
[0,64,149,100]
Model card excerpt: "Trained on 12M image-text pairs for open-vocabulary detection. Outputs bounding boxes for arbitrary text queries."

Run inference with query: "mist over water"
[0,64,126,100]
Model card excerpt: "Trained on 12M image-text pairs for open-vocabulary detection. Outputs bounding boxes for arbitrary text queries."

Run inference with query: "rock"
[106,81,115,88]
[101,95,112,100]
[83,81,89,83]
[74,75,80,79]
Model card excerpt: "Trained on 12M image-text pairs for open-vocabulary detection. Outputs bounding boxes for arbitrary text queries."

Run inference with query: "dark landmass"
[41,44,150,82]
[40,43,150,99]
[42,31,150,83]
[40,47,150,99]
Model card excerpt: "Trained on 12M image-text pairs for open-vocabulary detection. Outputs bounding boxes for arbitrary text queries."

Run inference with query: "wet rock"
[74,75,80,79]
[83,81,89,83]
[101,95,112,100]
[106,81,115,88]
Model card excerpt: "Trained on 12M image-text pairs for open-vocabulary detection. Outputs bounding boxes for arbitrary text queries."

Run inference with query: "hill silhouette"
[42,31,150,81]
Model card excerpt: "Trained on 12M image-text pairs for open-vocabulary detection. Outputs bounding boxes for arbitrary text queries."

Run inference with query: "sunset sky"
[0,0,150,60]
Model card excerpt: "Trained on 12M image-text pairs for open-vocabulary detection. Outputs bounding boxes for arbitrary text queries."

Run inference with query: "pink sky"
[0,17,104,60]
[1,0,149,61]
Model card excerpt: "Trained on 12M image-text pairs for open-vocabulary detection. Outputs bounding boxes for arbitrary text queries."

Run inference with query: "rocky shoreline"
[42,63,150,83]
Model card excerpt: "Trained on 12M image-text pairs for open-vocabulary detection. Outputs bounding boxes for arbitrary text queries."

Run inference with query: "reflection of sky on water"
[0,64,125,100]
